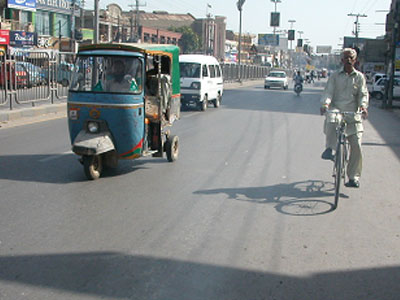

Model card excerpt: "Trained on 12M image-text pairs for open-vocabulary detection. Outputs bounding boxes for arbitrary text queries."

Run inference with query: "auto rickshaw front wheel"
[165,135,179,162]
[83,155,103,180]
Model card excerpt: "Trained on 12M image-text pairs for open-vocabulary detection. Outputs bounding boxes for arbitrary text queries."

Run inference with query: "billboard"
[316,46,332,54]
[270,12,280,27]
[7,0,36,11]
[258,34,279,46]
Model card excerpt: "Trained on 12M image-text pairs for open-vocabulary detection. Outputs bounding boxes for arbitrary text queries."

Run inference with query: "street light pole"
[236,0,245,82]
[288,19,295,50]
[288,19,295,70]
[271,0,281,36]
[270,0,281,67]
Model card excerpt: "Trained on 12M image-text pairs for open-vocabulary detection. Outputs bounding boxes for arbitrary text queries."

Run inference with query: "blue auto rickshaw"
[68,43,181,179]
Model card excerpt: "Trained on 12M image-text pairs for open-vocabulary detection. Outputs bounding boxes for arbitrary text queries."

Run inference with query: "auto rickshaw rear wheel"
[83,155,103,180]
[165,135,179,162]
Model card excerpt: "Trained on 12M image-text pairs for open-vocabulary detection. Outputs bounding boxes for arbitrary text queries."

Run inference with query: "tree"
[169,26,201,54]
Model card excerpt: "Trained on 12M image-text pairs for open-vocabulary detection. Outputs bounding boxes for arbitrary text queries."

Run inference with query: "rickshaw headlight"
[191,82,201,89]
[87,121,99,133]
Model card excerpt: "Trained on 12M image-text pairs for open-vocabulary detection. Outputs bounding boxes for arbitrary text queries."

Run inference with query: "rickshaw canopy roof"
[78,43,179,58]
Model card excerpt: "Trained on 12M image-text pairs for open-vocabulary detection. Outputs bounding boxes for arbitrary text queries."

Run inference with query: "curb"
[0,103,66,123]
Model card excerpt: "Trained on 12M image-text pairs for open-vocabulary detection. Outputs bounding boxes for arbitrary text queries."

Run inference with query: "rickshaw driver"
[104,59,139,93]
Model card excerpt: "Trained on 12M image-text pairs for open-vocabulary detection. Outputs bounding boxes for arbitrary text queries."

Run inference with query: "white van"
[179,54,224,111]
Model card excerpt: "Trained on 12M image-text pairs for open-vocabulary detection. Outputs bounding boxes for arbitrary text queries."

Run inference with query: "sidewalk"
[0,79,264,128]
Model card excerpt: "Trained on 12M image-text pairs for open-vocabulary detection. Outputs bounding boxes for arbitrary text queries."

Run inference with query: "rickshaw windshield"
[70,55,143,94]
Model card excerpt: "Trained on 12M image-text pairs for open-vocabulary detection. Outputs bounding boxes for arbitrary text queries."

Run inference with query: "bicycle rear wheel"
[334,142,344,208]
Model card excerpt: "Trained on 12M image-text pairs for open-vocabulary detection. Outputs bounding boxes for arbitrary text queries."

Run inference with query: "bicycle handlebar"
[325,110,362,116]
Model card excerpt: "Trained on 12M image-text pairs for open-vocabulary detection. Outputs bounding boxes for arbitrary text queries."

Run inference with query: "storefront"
[36,0,74,38]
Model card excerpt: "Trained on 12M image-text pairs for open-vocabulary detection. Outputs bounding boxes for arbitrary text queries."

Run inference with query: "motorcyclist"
[293,71,303,95]
[293,71,303,85]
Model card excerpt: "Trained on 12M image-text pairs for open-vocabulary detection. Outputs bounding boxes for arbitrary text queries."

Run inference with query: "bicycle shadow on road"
[195,180,349,216]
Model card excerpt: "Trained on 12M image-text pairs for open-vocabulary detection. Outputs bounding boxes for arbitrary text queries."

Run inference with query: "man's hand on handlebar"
[361,107,368,119]
[320,106,328,115]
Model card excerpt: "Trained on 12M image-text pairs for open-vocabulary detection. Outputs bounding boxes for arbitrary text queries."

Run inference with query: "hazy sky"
[93,0,391,50]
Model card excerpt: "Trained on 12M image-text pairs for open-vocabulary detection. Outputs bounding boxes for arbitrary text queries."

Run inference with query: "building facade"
[1,0,81,51]
[192,16,226,61]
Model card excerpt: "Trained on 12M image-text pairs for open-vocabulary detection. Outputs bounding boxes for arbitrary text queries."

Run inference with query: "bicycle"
[326,110,361,208]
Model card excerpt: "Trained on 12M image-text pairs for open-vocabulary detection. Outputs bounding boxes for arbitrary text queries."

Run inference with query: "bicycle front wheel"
[334,142,344,208]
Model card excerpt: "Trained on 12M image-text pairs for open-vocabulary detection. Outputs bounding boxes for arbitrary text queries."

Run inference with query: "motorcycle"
[294,83,303,96]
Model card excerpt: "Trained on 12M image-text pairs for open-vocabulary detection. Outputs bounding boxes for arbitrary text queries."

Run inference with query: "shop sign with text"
[36,0,72,13]
[10,31,37,47]
[7,0,36,11]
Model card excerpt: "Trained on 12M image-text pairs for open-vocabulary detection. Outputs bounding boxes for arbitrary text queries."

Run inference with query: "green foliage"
[169,26,201,54]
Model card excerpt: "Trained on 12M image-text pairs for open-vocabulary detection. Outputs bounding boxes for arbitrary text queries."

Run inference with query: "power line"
[361,0,375,14]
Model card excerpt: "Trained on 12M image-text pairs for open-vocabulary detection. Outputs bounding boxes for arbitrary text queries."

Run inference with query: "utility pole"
[386,2,399,109]
[80,0,85,29]
[70,0,75,42]
[347,13,367,47]
[94,0,99,43]
[128,0,145,42]
[205,4,213,55]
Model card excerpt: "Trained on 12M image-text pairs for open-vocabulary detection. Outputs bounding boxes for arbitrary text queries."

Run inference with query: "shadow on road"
[0,251,399,299]
[0,154,166,183]
[195,180,350,215]
[364,104,400,162]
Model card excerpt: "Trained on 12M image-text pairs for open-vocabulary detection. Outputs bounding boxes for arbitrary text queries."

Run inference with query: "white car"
[264,71,289,90]
[370,78,400,100]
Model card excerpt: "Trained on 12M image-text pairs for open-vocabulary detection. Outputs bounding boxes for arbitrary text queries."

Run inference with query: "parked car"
[57,62,74,87]
[264,70,289,89]
[17,62,45,87]
[372,73,386,85]
[370,77,400,100]
[0,62,29,88]
[179,54,223,111]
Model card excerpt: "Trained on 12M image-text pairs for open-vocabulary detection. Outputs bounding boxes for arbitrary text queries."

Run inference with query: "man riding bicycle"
[320,48,369,188]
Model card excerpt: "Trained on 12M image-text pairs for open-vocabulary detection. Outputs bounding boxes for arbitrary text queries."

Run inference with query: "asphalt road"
[1,82,400,299]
